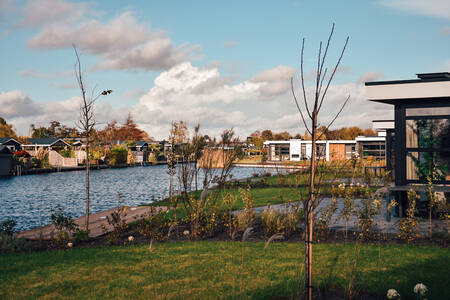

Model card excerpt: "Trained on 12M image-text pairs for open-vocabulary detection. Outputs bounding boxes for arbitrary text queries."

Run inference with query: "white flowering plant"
[387,288,400,299]
[413,283,428,297]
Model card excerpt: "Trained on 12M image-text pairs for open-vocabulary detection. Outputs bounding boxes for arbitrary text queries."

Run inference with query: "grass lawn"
[1,242,448,299]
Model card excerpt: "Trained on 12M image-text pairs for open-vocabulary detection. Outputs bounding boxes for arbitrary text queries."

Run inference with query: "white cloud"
[27,11,201,71]
[250,65,296,96]
[250,65,296,83]
[2,64,393,140]
[0,90,43,119]
[379,0,450,20]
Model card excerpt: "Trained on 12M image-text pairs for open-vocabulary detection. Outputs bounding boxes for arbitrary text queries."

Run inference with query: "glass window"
[407,151,450,181]
[406,118,450,149]
[406,107,450,117]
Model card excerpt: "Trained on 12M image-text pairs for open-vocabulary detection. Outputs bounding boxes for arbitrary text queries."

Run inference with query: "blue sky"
[0,0,449,139]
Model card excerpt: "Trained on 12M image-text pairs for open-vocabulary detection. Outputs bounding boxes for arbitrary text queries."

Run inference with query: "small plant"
[0,218,17,236]
[261,206,283,237]
[72,229,89,243]
[222,190,239,239]
[316,195,337,241]
[0,233,32,253]
[51,207,78,244]
[356,187,381,241]
[413,283,428,298]
[137,212,169,242]
[236,186,254,230]
[102,193,128,245]
[398,189,419,243]
[339,184,356,240]
[386,288,401,299]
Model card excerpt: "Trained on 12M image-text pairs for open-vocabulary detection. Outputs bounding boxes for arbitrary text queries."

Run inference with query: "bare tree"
[74,46,112,233]
[290,24,349,300]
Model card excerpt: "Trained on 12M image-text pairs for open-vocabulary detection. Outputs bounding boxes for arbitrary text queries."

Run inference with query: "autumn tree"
[261,129,273,140]
[116,113,151,141]
[290,24,349,299]
[0,117,17,138]
[273,131,292,140]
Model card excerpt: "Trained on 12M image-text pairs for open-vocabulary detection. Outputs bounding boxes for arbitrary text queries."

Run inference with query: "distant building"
[0,137,22,152]
[263,139,363,162]
[22,138,70,152]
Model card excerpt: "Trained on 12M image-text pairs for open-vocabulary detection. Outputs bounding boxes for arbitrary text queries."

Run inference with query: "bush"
[59,149,74,158]
[101,195,128,245]
[261,205,300,238]
[73,229,90,243]
[30,157,41,168]
[51,207,78,244]
[236,187,254,230]
[0,218,17,236]
[137,212,170,242]
[13,150,30,158]
[0,233,32,253]
[109,146,128,166]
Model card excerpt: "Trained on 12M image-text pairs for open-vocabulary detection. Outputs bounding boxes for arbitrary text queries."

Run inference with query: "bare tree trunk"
[289,24,349,300]
[306,102,318,300]
[73,45,111,234]
[85,142,90,232]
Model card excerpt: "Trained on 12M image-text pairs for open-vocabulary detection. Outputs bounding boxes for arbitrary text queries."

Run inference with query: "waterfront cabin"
[0,137,22,153]
[22,138,71,153]
[366,72,450,215]
[0,145,14,176]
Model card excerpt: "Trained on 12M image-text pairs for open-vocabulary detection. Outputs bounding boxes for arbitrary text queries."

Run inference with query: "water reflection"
[0,165,274,231]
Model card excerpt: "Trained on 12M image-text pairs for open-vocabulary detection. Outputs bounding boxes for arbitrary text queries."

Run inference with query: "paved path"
[16,206,167,240]
[233,197,449,235]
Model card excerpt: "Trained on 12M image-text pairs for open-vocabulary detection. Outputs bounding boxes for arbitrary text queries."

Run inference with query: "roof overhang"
[365,80,450,105]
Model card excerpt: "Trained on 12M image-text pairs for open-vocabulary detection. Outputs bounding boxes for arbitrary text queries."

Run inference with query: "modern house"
[355,135,386,161]
[366,72,450,214]
[263,138,381,162]
[0,137,22,152]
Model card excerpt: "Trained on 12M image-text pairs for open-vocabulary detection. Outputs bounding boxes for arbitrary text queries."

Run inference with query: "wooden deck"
[16,205,168,240]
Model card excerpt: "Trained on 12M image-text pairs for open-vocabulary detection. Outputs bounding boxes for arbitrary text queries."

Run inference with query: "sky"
[0,0,449,140]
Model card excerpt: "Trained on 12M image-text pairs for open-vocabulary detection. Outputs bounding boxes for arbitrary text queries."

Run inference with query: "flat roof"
[365,72,450,86]
[365,73,450,104]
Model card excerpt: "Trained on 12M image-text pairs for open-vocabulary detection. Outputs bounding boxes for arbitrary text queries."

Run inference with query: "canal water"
[0,165,274,231]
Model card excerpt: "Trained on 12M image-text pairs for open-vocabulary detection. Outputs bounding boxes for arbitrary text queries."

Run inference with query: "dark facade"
[0,137,22,152]
[0,146,14,176]
[366,72,450,214]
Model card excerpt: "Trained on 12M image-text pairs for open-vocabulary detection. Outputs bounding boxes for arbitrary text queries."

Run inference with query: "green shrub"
[109,146,128,166]
[31,157,41,168]
[51,207,78,244]
[73,229,90,243]
[137,212,170,241]
[59,149,74,158]
[0,233,31,253]
[0,218,17,236]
